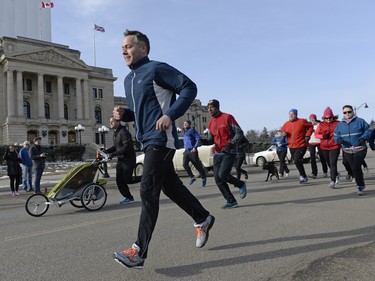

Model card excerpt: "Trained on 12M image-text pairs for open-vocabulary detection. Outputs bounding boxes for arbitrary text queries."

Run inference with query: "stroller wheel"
[81,184,107,211]
[70,199,84,208]
[25,194,50,217]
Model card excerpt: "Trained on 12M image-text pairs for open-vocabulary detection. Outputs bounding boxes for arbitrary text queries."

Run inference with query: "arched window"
[44,102,50,119]
[23,101,31,119]
[95,107,102,124]
[64,104,68,120]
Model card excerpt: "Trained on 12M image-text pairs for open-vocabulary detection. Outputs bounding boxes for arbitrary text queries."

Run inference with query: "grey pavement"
[1,152,375,281]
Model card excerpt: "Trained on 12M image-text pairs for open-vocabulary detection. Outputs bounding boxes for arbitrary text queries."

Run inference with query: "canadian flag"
[41,2,54,8]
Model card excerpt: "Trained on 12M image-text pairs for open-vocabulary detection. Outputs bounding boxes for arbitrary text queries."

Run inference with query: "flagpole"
[93,22,97,66]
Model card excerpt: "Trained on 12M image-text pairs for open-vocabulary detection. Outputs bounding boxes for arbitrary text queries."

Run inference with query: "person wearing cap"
[19,140,33,192]
[201,99,247,209]
[271,128,289,177]
[105,117,140,205]
[29,137,47,194]
[182,120,207,187]
[314,107,341,188]
[308,114,328,179]
[334,105,372,195]
[111,29,214,269]
[281,109,313,184]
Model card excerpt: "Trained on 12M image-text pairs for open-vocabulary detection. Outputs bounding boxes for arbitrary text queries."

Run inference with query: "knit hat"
[208,99,220,109]
[322,107,334,119]
[289,109,298,116]
[309,114,317,120]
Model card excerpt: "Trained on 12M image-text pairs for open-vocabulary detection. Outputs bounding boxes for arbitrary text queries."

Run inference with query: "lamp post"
[74,124,85,145]
[98,125,110,178]
[354,102,369,114]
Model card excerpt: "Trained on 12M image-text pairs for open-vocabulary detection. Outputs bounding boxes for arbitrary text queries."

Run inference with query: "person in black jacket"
[105,117,141,205]
[3,145,22,196]
[29,137,47,194]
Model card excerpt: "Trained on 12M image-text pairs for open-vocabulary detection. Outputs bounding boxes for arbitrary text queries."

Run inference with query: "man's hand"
[336,138,344,145]
[221,143,234,154]
[156,115,172,131]
[113,106,124,121]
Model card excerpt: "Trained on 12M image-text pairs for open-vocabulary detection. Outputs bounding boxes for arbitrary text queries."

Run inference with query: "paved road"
[1,152,375,281]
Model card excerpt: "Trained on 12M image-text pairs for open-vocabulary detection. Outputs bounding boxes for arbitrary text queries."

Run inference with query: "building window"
[94,107,102,124]
[45,102,50,119]
[64,83,70,95]
[92,88,103,99]
[46,81,52,93]
[64,104,68,120]
[202,117,207,123]
[23,79,32,92]
[23,101,30,119]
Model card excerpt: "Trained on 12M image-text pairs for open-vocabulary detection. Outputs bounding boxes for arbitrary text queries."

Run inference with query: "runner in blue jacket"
[334,105,372,195]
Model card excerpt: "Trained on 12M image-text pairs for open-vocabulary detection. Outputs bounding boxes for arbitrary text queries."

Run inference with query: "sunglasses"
[324,117,333,120]
[343,111,352,114]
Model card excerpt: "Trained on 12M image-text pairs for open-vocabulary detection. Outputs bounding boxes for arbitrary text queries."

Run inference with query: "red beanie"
[309,114,317,120]
[322,107,334,118]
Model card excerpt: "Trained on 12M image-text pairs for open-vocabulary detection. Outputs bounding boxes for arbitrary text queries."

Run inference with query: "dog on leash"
[262,161,279,182]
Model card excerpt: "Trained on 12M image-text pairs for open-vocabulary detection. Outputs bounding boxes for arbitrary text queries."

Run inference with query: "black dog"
[263,161,279,182]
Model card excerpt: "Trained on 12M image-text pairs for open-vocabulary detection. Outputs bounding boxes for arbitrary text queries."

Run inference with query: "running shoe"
[356,186,366,196]
[120,197,134,205]
[221,201,238,209]
[239,182,247,199]
[195,215,215,248]
[329,181,336,189]
[299,176,308,184]
[188,177,196,185]
[113,244,144,269]
[202,178,207,187]
[308,174,317,179]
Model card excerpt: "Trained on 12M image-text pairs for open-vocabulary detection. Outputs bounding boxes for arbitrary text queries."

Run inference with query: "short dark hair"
[342,105,353,111]
[124,29,150,55]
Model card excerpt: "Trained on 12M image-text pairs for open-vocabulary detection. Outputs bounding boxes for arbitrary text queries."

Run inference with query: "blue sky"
[51,0,375,132]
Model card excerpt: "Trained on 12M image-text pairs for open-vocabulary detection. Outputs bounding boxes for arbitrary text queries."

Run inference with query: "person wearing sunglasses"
[314,107,341,188]
[334,105,372,195]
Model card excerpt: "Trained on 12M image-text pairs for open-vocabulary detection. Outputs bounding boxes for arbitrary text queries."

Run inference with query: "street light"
[74,124,85,145]
[354,102,369,114]
[98,125,110,178]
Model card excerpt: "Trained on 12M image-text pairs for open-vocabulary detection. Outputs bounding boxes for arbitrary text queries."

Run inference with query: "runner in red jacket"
[281,109,313,184]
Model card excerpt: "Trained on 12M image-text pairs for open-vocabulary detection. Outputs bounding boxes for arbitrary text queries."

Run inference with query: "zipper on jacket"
[130,70,141,145]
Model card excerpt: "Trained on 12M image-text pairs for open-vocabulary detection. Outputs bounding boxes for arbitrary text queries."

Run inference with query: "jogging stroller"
[25,150,110,217]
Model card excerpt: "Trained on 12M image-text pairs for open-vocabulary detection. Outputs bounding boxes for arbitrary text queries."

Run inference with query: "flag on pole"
[41,1,54,8]
[94,24,105,33]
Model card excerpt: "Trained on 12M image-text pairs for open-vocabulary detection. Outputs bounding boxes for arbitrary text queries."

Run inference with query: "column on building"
[57,76,64,119]
[16,71,24,117]
[75,78,83,120]
[6,70,15,117]
[37,73,45,118]
[82,79,90,119]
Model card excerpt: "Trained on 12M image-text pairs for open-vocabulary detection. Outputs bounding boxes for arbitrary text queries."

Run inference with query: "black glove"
[221,143,234,154]
[323,133,330,139]
[336,138,344,145]
[358,138,366,146]
[200,139,209,145]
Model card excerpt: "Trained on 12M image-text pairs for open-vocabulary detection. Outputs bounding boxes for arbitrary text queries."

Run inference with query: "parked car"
[250,145,311,167]
[134,139,215,176]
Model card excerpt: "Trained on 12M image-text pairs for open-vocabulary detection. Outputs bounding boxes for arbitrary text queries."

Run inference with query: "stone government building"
[0,36,210,149]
